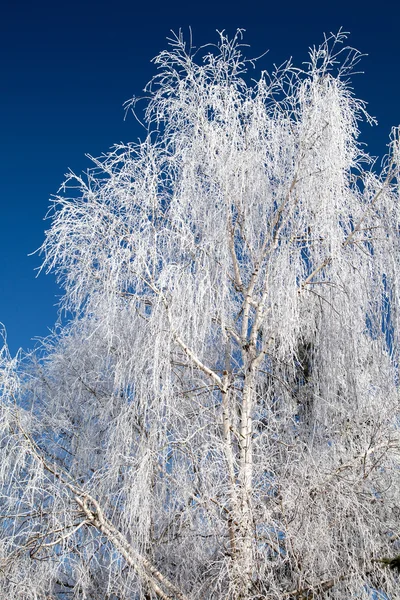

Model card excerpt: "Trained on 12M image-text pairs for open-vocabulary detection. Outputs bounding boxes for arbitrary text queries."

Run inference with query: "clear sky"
[1,0,399,355]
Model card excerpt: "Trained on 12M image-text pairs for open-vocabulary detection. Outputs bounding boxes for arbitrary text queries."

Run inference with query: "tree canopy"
[1,30,400,600]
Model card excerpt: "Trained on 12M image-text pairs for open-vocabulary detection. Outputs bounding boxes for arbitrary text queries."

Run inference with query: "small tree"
[1,30,400,599]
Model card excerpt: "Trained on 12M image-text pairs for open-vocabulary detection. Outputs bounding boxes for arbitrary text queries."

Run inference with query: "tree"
[1,30,400,600]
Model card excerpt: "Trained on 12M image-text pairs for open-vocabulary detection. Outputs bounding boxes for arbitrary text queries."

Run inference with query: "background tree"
[1,30,400,600]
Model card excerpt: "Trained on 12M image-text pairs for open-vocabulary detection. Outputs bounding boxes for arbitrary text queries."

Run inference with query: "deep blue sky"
[1,0,399,355]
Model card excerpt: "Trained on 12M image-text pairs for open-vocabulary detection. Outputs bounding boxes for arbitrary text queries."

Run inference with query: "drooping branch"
[10,410,190,600]
[75,495,190,600]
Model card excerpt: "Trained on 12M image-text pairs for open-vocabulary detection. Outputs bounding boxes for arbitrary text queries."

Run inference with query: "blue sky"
[1,0,399,355]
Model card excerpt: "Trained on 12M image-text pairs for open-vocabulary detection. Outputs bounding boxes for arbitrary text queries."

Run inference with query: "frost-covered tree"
[1,30,400,600]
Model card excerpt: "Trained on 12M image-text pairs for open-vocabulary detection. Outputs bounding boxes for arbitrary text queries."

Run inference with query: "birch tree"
[1,30,400,600]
